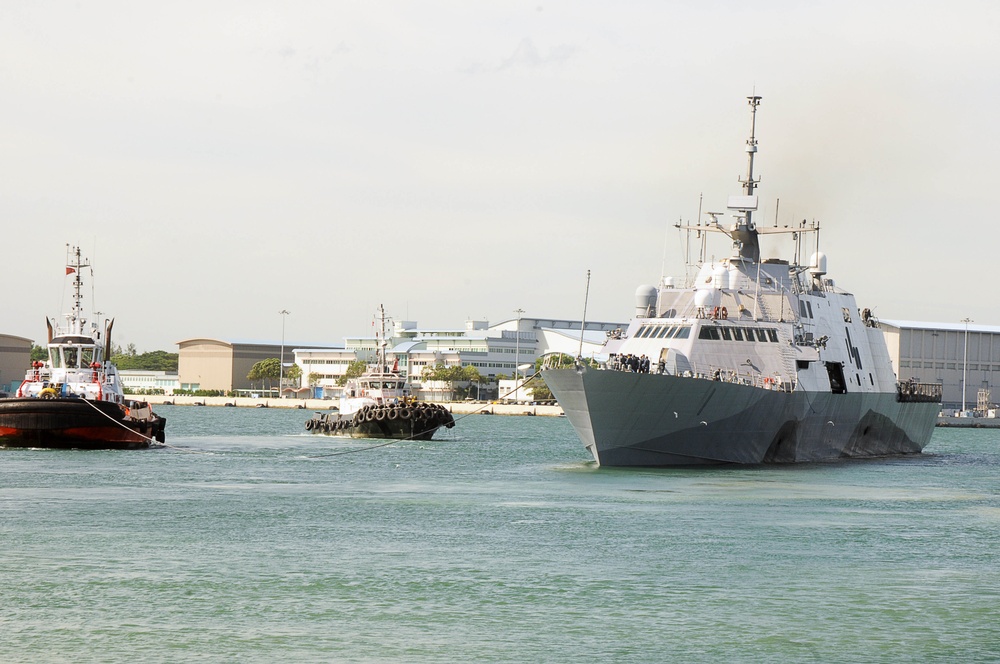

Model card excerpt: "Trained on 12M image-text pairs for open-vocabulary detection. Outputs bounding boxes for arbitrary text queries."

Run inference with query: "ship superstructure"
[543,97,940,466]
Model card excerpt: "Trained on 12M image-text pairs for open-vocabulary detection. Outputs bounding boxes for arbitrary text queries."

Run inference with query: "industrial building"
[0,334,32,395]
[177,338,338,393]
[881,320,1000,411]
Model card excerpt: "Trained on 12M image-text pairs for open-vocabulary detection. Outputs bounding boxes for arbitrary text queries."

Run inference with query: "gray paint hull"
[544,368,939,466]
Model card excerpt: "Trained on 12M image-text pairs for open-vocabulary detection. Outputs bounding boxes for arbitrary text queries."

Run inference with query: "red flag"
[66,267,75,275]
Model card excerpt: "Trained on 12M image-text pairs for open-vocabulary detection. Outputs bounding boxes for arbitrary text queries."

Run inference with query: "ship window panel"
[799,301,807,318]
[663,327,677,339]
[721,327,733,341]
[806,301,814,318]
[698,327,721,341]
[657,326,671,338]
[767,329,779,342]
[755,329,767,342]
[731,328,744,341]
[675,327,691,339]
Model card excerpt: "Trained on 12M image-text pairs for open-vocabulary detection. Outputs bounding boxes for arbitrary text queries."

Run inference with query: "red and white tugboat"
[0,246,166,449]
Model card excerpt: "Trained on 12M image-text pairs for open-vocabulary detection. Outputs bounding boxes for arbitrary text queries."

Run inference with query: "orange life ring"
[712,306,720,319]
[721,306,728,320]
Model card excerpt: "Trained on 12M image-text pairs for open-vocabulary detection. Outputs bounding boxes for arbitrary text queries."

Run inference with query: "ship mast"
[376,304,388,372]
[741,95,761,215]
[731,95,762,263]
[67,245,90,336]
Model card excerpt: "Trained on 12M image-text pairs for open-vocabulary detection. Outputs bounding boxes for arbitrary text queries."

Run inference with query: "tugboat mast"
[66,245,90,336]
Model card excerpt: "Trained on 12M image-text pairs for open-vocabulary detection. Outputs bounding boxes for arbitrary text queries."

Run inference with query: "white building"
[118,369,180,395]
[293,315,625,400]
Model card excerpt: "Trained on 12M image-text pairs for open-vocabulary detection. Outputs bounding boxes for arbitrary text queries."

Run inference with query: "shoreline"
[134,394,564,417]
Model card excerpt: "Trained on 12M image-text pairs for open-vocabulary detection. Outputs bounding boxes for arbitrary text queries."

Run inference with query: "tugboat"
[0,246,166,450]
[542,96,941,466]
[305,306,455,440]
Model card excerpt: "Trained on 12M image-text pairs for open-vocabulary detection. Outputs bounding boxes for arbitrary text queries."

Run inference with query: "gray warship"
[543,96,941,466]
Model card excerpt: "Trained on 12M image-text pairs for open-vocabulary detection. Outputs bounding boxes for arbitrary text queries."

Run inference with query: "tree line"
[30,343,178,372]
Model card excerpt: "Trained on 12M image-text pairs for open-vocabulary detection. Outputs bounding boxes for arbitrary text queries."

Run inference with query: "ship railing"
[599,360,796,392]
[896,381,942,403]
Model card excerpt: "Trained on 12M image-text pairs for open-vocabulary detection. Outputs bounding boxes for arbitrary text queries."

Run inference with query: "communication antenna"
[577,269,591,361]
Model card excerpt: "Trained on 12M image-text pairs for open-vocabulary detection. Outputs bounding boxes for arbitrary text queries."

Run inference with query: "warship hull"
[0,398,165,450]
[544,368,939,466]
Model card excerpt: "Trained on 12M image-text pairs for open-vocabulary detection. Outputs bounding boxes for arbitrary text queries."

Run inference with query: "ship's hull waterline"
[0,398,163,450]
[544,368,940,466]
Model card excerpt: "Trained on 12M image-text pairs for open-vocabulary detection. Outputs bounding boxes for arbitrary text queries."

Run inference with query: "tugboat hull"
[0,398,165,450]
[545,368,939,466]
[306,402,455,441]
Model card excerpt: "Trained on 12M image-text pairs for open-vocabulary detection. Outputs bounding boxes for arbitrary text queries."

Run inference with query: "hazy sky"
[3,1,998,351]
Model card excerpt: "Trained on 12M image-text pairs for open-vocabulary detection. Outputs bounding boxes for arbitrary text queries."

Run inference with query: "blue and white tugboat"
[305,306,455,440]
[543,96,941,466]
[0,246,166,449]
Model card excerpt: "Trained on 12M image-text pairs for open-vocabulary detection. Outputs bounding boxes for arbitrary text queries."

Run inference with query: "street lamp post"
[279,309,290,398]
[961,317,972,413]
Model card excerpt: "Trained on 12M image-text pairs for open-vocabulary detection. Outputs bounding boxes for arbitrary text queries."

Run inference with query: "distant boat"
[305,305,455,440]
[543,96,940,466]
[0,246,166,449]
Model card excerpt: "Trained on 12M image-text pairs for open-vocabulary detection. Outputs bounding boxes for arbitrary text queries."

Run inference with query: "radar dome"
[635,285,657,318]
[809,252,828,277]
[694,288,720,309]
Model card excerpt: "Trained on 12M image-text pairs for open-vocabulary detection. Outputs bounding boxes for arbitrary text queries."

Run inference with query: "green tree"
[30,345,48,362]
[247,358,282,389]
[421,363,475,400]
[111,350,179,372]
[337,359,368,386]
[285,364,302,384]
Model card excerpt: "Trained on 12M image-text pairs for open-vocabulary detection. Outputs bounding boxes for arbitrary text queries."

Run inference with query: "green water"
[2,405,998,662]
